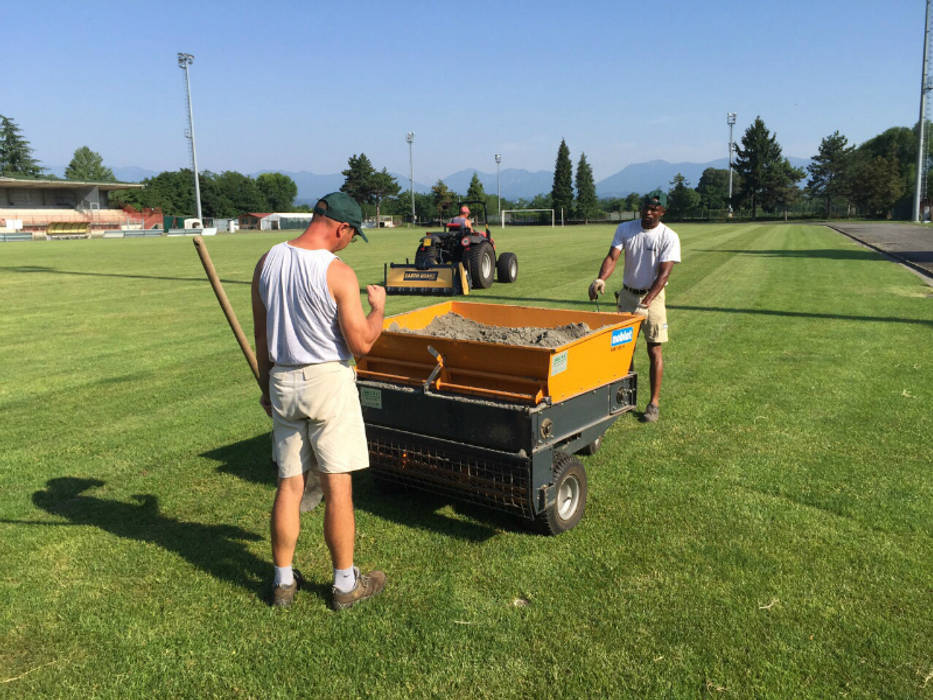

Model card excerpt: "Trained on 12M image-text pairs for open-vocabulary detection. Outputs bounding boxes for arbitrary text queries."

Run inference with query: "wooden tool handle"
[193,235,261,386]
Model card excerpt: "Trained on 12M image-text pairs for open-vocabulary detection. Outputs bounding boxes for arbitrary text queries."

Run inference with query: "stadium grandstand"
[0,176,151,239]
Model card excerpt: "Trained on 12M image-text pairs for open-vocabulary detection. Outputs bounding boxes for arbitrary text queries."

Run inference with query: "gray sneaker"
[642,403,659,423]
[331,567,386,611]
[272,569,305,608]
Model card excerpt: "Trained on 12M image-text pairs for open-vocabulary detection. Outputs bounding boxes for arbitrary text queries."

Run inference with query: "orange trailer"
[356,302,644,533]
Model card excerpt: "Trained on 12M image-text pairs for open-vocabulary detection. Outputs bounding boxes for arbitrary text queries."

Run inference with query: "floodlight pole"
[178,52,202,224]
[406,132,415,224]
[727,112,736,217]
[914,0,932,222]
[495,153,502,222]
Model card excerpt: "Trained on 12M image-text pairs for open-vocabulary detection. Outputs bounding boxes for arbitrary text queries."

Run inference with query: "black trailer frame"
[358,372,636,533]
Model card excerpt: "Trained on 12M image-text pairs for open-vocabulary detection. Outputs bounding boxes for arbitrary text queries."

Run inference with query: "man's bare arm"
[598,247,621,281]
[329,260,385,356]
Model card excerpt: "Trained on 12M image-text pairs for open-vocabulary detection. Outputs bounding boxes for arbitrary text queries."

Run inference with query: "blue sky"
[1,0,924,183]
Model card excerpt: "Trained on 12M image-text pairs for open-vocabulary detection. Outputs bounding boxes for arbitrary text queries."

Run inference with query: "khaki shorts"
[617,286,669,343]
[270,361,369,479]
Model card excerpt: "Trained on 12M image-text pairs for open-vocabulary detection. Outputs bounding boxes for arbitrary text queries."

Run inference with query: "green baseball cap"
[313,192,368,242]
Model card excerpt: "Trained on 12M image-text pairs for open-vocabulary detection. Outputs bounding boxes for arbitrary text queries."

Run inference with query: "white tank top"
[258,242,351,365]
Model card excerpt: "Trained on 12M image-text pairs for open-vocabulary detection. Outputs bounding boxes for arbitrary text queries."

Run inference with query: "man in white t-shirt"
[588,196,681,423]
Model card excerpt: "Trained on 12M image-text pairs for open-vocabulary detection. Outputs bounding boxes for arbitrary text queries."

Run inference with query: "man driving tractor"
[449,205,477,232]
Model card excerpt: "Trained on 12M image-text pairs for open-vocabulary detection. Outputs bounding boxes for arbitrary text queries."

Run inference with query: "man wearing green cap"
[587,195,681,423]
[251,191,386,609]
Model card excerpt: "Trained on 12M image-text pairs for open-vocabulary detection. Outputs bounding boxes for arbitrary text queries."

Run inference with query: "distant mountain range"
[51,156,810,203]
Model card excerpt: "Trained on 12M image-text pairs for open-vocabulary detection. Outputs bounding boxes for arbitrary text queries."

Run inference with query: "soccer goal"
[501,209,555,228]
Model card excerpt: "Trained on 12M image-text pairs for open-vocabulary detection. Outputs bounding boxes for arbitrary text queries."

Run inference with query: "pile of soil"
[389,312,592,348]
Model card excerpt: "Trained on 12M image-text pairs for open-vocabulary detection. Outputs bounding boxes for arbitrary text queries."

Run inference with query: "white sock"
[274,565,294,587]
[333,566,356,593]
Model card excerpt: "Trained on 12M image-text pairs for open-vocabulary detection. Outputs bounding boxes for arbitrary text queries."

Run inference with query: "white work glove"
[588,278,605,300]
[634,302,649,316]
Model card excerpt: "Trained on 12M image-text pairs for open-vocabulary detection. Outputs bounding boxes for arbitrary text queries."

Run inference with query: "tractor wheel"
[536,451,587,535]
[414,246,437,270]
[496,252,518,283]
[577,436,601,456]
[467,242,495,289]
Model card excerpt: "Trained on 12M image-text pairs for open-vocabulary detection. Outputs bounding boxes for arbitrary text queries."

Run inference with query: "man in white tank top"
[251,192,387,610]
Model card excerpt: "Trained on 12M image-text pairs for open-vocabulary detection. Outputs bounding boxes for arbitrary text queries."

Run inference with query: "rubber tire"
[467,242,495,289]
[536,451,587,535]
[496,252,518,283]
[577,436,601,456]
[414,246,438,270]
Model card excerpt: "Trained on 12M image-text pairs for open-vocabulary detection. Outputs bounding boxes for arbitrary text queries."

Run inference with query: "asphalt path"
[823,222,933,281]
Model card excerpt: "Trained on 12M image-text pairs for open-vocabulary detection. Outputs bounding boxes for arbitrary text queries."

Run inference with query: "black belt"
[623,284,649,295]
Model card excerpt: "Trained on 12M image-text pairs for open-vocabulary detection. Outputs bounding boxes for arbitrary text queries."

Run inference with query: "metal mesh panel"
[369,436,532,518]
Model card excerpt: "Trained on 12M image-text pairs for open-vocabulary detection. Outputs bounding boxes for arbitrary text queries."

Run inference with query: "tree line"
[1,112,926,220]
[657,116,922,220]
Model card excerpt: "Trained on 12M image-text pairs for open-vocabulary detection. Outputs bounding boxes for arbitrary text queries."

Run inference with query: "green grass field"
[0,223,930,698]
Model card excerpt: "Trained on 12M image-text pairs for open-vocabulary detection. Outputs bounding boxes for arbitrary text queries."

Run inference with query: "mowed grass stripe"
[0,224,930,697]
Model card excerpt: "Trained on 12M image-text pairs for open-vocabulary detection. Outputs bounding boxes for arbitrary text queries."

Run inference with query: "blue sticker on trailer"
[611,327,634,346]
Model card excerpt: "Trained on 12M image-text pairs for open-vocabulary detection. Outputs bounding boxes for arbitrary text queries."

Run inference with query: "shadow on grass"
[203,433,502,542]
[29,477,278,602]
[667,303,932,327]
[692,247,886,261]
[0,265,247,285]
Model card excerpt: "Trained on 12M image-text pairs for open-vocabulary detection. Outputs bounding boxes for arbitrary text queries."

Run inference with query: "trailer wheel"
[467,242,495,288]
[577,436,601,456]
[496,252,518,283]
[537,451,587,535]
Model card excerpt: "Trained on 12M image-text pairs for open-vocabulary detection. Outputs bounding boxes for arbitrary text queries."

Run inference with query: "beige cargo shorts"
[269,361,369,480]
[617,286,668,343]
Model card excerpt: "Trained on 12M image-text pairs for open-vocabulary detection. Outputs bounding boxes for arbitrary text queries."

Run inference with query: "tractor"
[385,200,518,295]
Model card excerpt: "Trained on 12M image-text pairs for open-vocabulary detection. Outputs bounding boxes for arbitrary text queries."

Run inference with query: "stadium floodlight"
[914,0,932,222]
[727,112,737,217]
[495,154,502,221]
[406,132,415,224]
[178,52,203,224]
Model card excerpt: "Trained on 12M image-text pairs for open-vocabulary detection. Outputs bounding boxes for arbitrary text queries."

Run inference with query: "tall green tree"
[370,168,400,225]
[849,152,905,218]
[0,115,43,177]
[855,126,916,218]
[733,116,784,218]
[696,168,735,211]
[256,172,297,211]
[765,159,806,219]
[341,153,377,213]
[385,190,435,222]
[666,173,701,218]
[431,180,456,220]
[466,172,486,202]
[65,146,115,182]
[215,171,265,214]
[198,172,235,218]
[623,192,642,213]
[574,153,598,223]
[807,131,854,217]
[550,139,574,219]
